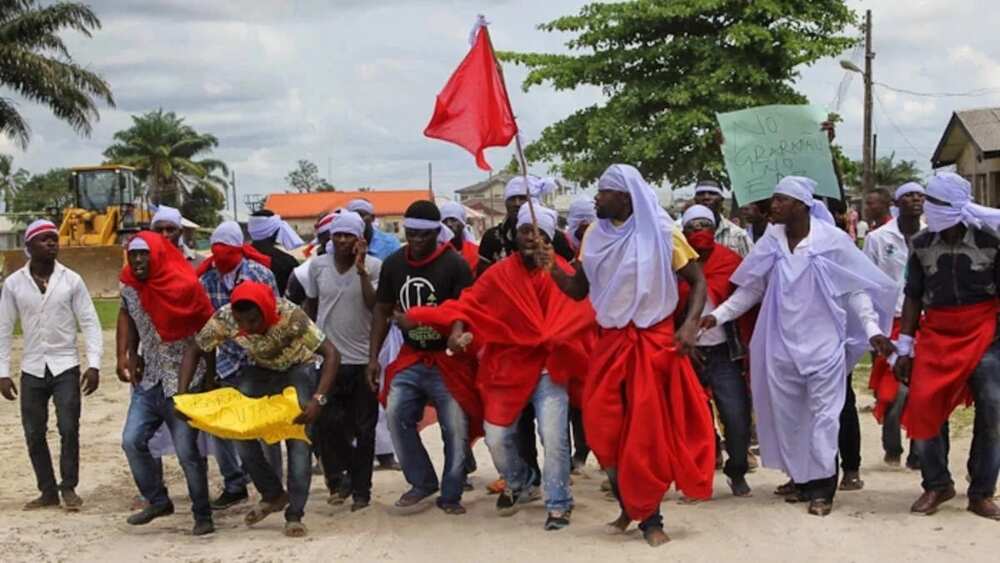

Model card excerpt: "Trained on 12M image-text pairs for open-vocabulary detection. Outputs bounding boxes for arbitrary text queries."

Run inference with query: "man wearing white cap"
[440,201,480,274]
[347,199,401,261]
[248,209,302,297]
[703,176,897,516]
[304,211,382,511]
[0,219,102,511]
[478,176,575,276]
[547,164,713,546]
[694,179,753,257]
[565,198,597,259]
[895,172,1000,520]
[863,182,925,470]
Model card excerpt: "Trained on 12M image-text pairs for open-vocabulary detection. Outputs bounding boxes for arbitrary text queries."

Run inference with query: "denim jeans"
[212,374,283,493]
[19,367,81,496]
[484,373,572,512]
[314,364,378,502]
[233,363,316,522]
[915,336,1000,498]
[386,363,469,505]
[122,382,211,522]
[882,384,919,465]
[694,344,751,480]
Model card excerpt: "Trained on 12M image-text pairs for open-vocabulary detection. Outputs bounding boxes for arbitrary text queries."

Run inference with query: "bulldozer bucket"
[2,246,125,299]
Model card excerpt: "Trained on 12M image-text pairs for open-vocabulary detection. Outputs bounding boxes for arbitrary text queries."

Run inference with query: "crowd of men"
[1,164,999,546]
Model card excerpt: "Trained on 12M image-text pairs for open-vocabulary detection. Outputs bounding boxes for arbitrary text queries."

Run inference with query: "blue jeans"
[212,374,283,493]
[386,363,469,505]
[484,373,572,512]
[233,364,316,522]
[122,382,211,522]
[915,338,1000,498]
[695,343,751,480]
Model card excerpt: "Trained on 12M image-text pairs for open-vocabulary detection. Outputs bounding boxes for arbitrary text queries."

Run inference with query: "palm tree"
[873,152,922,187]
[0,1,114,148]
[103,109,229,206]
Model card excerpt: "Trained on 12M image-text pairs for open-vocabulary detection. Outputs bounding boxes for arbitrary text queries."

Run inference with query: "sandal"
[244,494,289,526]
[284,521,308,538]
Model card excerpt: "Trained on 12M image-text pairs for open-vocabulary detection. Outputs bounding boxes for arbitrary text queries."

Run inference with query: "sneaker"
[127,501,175,525]
[544,510,571,531]
[211,489,249,510]
[23,494,60,511]
[728,476,752,497]
[192,519,215,536]
[496,488,521,516]
[61,490,83,511]
[393,488,436,515]
[436,498,466,515]
[839,471,864,491]
[350,498,371,513]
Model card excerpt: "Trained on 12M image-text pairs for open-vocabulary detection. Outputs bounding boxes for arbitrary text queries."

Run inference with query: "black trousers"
[20,366,81,496]
[838,372,861,473]
[315,364,378,502]
[570,407,590,463]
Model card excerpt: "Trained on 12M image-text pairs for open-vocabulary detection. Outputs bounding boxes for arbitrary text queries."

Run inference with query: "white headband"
[247,214,304,249]
[346,199,375,215]
[329,211,365,238]
[128,237,150,251]
[439,201,467,225]
[681,204,716,227]
[895,182,925,201]
[504,176,557,201]
[150,205,182,228]
[773,176,836,226]
[694,183,723,196]
[210,221,244,247]
[516,201,558,240]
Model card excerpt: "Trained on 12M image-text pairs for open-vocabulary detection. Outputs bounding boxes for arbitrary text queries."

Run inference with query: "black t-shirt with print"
[376,247,474,351]
[478,218,576,269]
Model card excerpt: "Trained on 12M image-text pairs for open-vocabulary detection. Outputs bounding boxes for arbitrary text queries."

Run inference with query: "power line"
[872,89,926,160]
[874,82,1000,98]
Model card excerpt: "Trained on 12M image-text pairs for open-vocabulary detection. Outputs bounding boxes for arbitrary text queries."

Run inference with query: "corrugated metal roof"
[264,189,434,219]
[931,107,1000,168]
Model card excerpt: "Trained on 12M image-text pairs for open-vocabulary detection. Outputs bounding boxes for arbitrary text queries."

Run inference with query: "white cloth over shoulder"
[581,164,677,329]
[712,220,895,482]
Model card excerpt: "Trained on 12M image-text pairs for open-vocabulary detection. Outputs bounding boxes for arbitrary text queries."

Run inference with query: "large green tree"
[103,109,229,207]
[181,184,224,228]
[9,166,71,214]
[841,151,923,191]
[0,0,114,148]
[285,159,335,192]
[500,0,857,186]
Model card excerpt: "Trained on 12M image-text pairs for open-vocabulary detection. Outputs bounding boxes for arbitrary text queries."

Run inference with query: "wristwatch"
[313,393,328,406]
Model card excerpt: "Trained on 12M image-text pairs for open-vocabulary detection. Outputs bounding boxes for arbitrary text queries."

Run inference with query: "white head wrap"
[402,217,454,245]
[247,213,304,249]
[504,175,557,201]
[566,197,597,249]
[895,182,925,201]
[773,176,836,226]
[329,211,365,239]
[694,182,724,196]
[439,201,477,242]
[924,172,1000,233]
[584,164,677,329]
[516,201,558,240]
[210,221,244,247]
[127,237,150,251]
[346,199,375,216]
[681,204,717,227]
[315,212,337,235]
[23,219,58,257]
[150,205,182,228]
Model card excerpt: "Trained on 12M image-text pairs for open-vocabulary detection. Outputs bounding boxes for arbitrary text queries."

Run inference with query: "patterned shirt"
[715,216,754,257]
[199,259,278,378]
[122,286,203,397]
[196,299,325,372]
[905,226,1000,308]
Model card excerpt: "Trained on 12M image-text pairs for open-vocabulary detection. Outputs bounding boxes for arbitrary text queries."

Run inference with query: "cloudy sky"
[2,0,998,210]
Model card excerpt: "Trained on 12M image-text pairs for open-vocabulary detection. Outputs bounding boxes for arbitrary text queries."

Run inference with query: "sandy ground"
[0,330,998,562]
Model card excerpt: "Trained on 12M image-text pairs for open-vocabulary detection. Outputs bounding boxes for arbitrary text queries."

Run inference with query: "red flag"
[424,26,518,171]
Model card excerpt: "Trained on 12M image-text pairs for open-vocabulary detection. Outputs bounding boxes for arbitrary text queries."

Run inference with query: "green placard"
[717,104,840,203]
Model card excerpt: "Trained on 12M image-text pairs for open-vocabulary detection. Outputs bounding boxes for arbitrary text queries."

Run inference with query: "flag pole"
[484,23,539,230]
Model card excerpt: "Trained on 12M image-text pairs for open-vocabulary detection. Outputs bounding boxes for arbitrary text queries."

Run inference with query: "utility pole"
[231,170,238,223]
[428,162,433,190]
[862,9,875,192]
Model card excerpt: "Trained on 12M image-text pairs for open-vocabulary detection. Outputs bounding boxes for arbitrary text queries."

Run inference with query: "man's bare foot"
[604,511,630,534]
[643,526,671,547]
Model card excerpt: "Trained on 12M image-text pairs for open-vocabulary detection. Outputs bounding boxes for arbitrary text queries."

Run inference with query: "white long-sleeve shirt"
[0,261,103,379]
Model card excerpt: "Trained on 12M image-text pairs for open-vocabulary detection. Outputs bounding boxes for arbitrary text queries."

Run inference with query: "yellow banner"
[173,386,310,445]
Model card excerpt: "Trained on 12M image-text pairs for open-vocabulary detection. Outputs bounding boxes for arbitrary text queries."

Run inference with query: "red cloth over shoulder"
[380,345,483,439]
[676,243,742,313]
[902,300,998,440]
[583,319,715,522]
[196,243,272,277]
[458,240,480,278]
[407,253,596,426]
[120,232,215,342]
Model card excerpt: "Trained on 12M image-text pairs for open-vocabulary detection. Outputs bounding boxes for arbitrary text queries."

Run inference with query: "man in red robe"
[404,202,596,531]
[546,164,714,547]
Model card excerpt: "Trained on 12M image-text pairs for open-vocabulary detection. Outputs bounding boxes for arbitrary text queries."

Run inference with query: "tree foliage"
[840,151,923,191]
[9,166,71,214]
[103,109,229,207]
[0,0,115,148]
[285,159,334,192]
[181,184,224,228]
[499,0,858,186]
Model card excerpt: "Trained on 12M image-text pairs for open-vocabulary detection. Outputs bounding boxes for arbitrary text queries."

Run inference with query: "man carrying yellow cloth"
[179,281,340,538]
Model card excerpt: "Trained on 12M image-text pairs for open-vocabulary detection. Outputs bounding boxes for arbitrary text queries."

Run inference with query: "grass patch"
[11,298,119,335]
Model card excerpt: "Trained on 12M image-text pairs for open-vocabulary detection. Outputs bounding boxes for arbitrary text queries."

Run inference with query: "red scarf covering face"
[677,237,742,313]
[868,318,903,422]
[196,243,272,277]
[406,253,597,426]
[902,300,998,440]
[584,319,715,521]
[230,281,281,332]
[120,232,215,343]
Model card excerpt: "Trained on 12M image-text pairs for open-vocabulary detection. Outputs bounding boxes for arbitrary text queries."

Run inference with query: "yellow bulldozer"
[1,164,150,297]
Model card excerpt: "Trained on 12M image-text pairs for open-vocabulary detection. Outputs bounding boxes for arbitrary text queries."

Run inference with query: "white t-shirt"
[305,254,382,365]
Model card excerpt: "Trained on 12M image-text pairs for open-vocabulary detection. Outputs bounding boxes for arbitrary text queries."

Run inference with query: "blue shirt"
[199,259,278,379]
[369,228,401,261]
